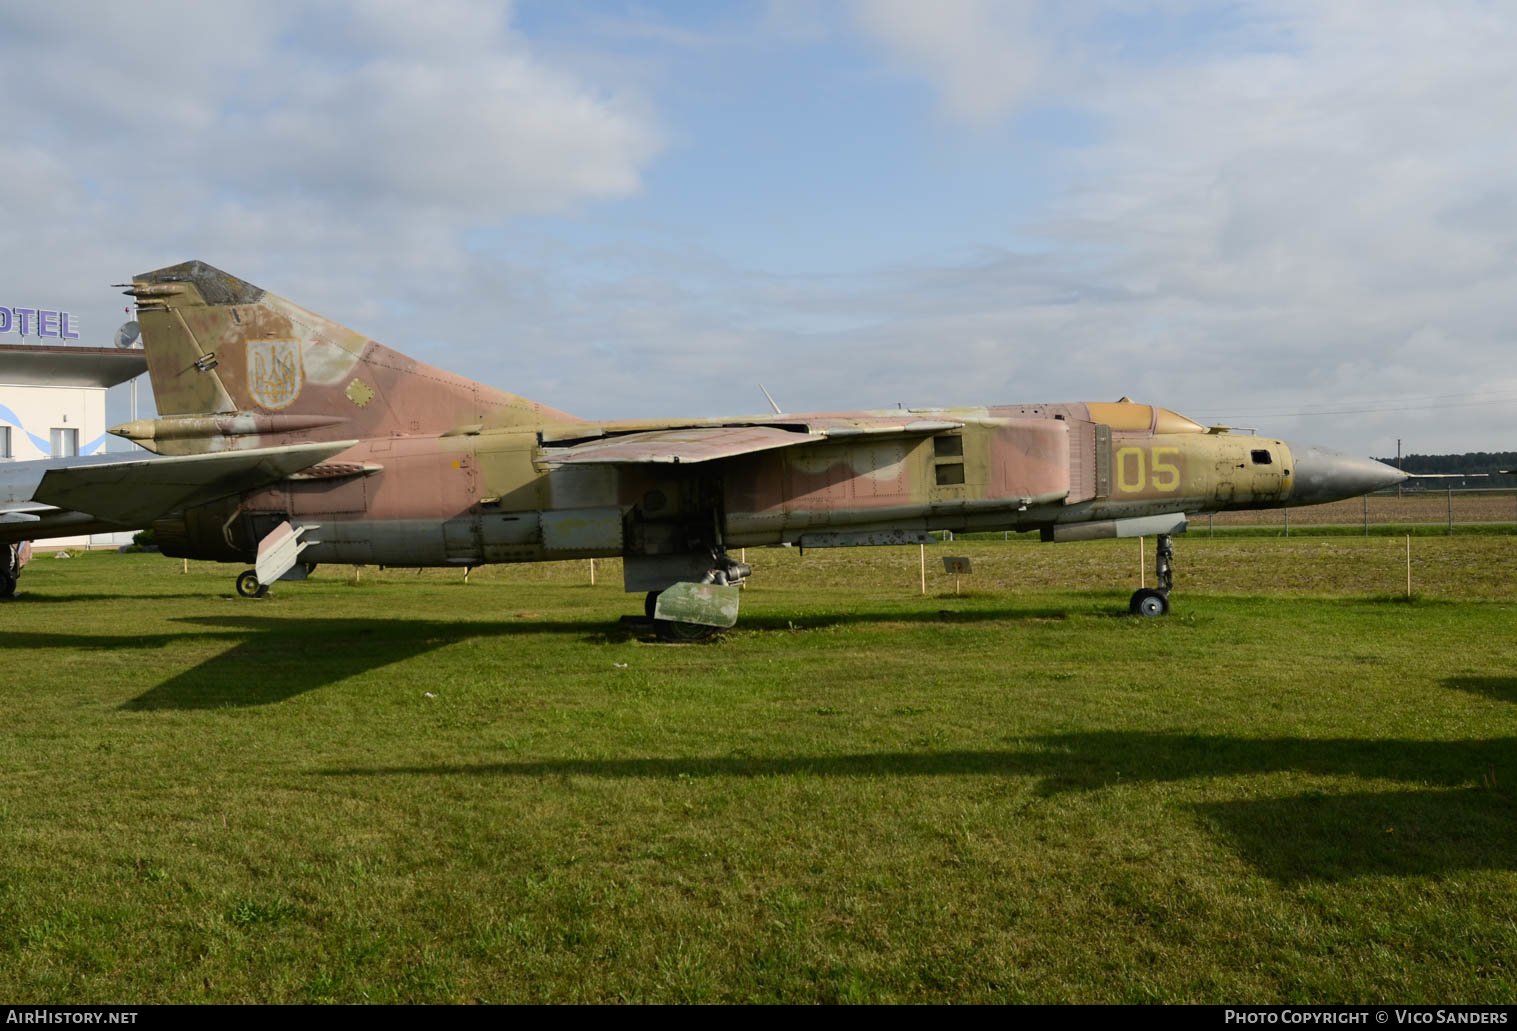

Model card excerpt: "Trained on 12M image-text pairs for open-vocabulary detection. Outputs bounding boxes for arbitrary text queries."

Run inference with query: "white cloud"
[850,0,1051,125]
[5,0,1517,463]
[838,0,1517,454]
[224,54,657,214]
[1,0,660,219]
[0,0,663,369]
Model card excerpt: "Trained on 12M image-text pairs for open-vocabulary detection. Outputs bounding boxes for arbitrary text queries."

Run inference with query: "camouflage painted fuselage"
[111,262,1389,594]
[141,400,1295,576]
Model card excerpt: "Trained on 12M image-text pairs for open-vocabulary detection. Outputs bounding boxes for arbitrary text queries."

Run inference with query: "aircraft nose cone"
[1287,443,1407,506]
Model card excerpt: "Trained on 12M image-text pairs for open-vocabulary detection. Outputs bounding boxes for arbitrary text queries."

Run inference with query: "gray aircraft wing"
[537,418,963,466]
[32,442,359,524]
[0,441,358,537]
[540,426,828,466]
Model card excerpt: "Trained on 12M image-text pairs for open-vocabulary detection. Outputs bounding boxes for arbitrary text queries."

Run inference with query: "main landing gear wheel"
[1129,588,1170,617]
[235,570,268,599]
[645,590,722,642]
[655,620,721,643]
[1,544,18,599]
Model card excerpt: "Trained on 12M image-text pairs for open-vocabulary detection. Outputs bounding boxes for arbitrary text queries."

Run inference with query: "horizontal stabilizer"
[0,501,54,517]
[33,440,358,525]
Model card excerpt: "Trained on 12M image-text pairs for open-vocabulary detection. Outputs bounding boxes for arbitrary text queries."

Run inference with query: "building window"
[51,428,78,457]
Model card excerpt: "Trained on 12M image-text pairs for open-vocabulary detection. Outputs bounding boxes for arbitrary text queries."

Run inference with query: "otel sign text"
[0,306,80,339]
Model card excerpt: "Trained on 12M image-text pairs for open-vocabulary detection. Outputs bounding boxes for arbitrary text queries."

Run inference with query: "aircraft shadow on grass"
[0,628,243,654]
[13,603,1081,711]
[9,592,226,604]
[321,730,1516,882]
[119,608,1009,709]
[1443,675,1517,705]
[116,615,606,710]
[738,604,1077,628]
[13,610,1513,880]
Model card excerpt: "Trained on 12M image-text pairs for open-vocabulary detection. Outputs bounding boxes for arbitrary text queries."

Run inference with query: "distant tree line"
[1369,452,1517,487]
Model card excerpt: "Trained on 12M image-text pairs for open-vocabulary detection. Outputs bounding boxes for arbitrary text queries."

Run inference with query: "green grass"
[962,524,1517,541]
[1152,524,1517,539]
[2,540,1515,1003]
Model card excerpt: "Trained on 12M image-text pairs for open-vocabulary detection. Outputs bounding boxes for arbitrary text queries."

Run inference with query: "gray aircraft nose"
[1286,443,1407,506]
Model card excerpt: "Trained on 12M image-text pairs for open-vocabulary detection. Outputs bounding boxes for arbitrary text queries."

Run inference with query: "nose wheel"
[1129,587,1169,617]
[235,569,269,599]
[1128,533,1174,617]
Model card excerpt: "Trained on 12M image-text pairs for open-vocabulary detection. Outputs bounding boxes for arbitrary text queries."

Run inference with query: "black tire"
[1129,588,1170,618]
[0,571,15,600]
[654,619,721,643]
[646,587,722,641]
[235,570,267,599]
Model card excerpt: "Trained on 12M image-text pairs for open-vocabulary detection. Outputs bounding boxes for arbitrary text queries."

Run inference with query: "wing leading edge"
[31,440,361,525]
[538,418,963,466]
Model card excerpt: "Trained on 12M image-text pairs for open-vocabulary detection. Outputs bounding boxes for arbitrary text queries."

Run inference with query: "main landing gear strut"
[643,548,751,642]
[0,543,22,600]
[1129,533,1173,618]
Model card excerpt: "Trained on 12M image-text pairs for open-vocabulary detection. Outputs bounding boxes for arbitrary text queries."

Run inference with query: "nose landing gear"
[1129,533,1173,617]
[235,570,269,599]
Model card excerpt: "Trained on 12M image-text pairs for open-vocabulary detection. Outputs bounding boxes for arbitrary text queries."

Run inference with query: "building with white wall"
[0,342,148,548]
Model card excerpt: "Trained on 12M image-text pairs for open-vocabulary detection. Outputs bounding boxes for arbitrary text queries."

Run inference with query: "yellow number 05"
[1116,446,1181,493]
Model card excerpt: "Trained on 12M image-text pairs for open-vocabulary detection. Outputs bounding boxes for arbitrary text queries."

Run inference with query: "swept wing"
[2,441,359,533]
[538,417,962,466]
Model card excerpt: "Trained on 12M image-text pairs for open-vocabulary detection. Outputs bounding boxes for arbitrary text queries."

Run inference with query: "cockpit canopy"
[1085,402,1207,435]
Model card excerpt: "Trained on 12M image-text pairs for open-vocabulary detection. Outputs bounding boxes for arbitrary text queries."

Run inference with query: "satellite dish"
[114,320,141,349]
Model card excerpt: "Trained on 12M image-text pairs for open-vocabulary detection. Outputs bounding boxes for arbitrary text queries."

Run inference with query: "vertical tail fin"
[125,262,246,416]
[120,260,578,452]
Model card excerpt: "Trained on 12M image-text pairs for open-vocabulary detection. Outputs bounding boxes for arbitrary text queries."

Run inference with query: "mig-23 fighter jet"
[0,260,1405,636]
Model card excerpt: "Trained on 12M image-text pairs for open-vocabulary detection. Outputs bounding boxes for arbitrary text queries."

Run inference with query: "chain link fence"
[1205,488,1517,535]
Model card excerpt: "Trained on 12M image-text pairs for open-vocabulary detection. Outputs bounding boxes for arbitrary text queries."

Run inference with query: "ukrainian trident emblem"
[247,339,303,410]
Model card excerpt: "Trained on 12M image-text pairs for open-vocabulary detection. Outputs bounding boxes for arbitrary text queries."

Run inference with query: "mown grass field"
[2,538,1515,1003]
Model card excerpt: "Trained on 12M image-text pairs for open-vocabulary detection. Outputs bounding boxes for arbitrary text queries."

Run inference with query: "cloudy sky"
[2,0,1514,458]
